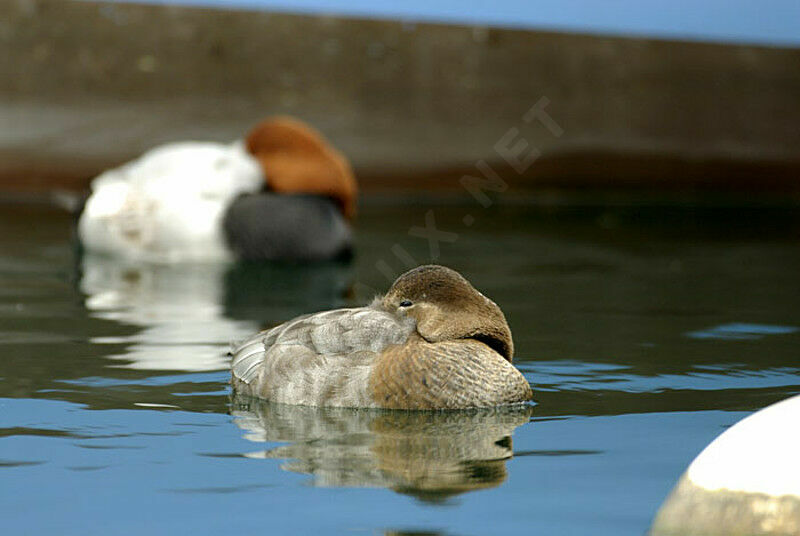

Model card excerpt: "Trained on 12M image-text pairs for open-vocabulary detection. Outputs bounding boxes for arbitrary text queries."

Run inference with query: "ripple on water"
[1,203,799,535]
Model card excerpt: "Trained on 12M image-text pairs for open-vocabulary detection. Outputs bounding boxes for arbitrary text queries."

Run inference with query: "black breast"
[223,193,352,261]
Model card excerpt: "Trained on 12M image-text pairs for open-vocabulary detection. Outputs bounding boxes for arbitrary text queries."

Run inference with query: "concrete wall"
[2,0,799,194]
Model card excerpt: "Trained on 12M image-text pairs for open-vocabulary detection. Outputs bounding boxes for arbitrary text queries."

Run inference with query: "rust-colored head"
[245,116,358,219]
[382,265,514,361]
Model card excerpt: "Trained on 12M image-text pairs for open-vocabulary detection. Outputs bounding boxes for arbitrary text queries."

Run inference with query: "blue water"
[1,201,799,534]
[1,396,740,535]
[91,0,800,47]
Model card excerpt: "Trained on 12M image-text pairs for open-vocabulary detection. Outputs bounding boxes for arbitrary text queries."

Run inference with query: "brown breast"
[369,336,533,410]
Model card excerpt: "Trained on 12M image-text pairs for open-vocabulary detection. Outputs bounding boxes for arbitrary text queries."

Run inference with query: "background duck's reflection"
[78,254,353,372]
[232,396,533,502]
[222,260,354,323]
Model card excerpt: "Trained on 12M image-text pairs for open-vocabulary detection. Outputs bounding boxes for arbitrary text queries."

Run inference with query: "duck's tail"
[50,189,88,216]
[230,332,267,386]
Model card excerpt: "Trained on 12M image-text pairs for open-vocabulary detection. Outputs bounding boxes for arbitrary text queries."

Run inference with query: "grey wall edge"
[2,0,799,194]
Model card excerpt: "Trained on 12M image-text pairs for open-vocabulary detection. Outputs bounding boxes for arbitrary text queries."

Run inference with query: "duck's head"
[382,265,514,361]
[245,116,358,220]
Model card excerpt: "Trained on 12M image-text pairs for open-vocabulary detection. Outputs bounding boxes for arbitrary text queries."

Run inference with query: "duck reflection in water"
[232,396,533,502]
[78,254,352,371]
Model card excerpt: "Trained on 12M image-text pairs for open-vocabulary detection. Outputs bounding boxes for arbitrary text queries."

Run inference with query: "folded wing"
[231,306,413,407]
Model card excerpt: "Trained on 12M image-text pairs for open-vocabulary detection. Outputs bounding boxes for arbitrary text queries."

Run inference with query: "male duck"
[77,117,356,262]
[231,265,533,409]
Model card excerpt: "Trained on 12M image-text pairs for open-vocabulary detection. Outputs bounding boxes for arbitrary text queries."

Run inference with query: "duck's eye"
[399,300,413,308]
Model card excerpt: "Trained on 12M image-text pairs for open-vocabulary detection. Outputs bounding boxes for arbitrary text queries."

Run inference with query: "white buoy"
[650,394,800,535]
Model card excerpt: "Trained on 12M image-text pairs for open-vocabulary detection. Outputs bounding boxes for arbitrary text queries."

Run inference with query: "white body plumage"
[78,141,264,262]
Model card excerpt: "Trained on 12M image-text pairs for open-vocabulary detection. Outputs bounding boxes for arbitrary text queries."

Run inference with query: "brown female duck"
[231,265,533,409]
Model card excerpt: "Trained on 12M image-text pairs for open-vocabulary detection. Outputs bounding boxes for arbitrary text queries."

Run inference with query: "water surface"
[1,200,799,535]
